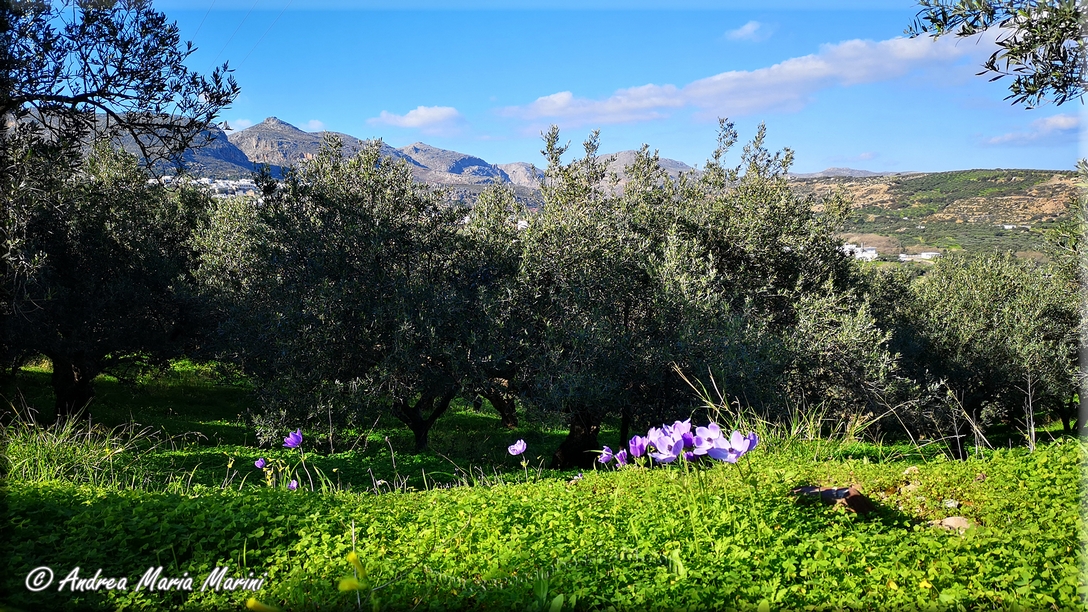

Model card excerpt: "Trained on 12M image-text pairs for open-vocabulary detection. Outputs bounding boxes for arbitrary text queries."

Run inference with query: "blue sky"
[159,0,1081,172]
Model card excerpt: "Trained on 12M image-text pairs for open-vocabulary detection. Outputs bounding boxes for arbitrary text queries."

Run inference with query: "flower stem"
[299,450,315,492]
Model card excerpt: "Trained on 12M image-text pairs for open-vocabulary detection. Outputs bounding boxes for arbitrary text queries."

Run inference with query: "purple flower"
[706,440,741,463]
[287,479,298,491]
[695,422,721,441]
[729,430,754,454]
[283,428,303,449]
[628,435,648,458]
[614,449,629,466]
[598,446,613,463]
[254,458,267,469]
[508,439,526,456]
[707,430,759,463]
[647,427,675,455]
[692,434,717,456]
[746,431,759,452]
[650,438,684,464]
[671,419,692,437]
[680,432,695,448]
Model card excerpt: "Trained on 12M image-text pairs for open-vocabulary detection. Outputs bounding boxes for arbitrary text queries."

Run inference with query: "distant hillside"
[792,169,1079,256]
[107,121,259,179]
[226,117,371,167]
[178,126,259,178]
[496,162,543,188]
[395,142,514,187]
[600,150,698,192]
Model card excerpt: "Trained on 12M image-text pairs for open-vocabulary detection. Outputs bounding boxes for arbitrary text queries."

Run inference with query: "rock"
[930,516,972,531]
[903,466,920,476]
[790,485,877,515]
[943,499,959,509]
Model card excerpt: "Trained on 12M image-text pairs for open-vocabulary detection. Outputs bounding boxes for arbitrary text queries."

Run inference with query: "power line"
[212,0,260,67]
[238,0,295,68]
[191,0,217,39]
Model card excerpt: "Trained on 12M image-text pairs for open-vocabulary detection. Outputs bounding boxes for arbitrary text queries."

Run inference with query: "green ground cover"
[2,363,1085,611]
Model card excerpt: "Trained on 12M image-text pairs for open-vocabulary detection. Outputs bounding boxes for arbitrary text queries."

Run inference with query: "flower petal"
[598,446,613,463]
[283,428,303,449]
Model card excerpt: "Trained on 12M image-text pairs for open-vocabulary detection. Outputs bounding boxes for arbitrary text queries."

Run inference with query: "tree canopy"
[907,0,1085,107]
[1,0,239,414]
[2,0,239,165]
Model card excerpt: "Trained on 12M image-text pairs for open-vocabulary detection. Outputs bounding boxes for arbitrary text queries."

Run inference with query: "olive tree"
[907,0,1085,107]
[2,0,239,164]
[197,139,472,451]
[906,251,1080,439]
[1,0,238,402]
[519,121,885,467]
[458,183,533,429]
[3,144,211,418]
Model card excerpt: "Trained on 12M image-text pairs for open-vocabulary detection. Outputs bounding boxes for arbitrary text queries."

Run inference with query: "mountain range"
[196,117,899,185]
[171,117,1075,232]
[180,117,706,196]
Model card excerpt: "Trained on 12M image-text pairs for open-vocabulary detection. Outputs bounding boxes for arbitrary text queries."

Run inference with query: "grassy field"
[1,362,1085,611]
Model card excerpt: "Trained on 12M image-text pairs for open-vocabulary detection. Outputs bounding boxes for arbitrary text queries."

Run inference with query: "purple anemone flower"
[287,479,298,491]
[508,439,527,456]
[671,419,692,437]
[628,435,648,458]
[746,431,759,451]
[707,430,759,463]
[614,449,629,466]
[729,430,754,454]
[254,458,267,469]
[598,446,614,463]
[650,438,684,464]
[692,435,716,456]
[695,422,721,441]
[283,428,303,449]
[647,427,675,454]
[707,441,741,463]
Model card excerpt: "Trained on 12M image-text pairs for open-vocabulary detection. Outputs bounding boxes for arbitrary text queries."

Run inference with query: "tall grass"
[673,365,939,464]
[1,400,182,489]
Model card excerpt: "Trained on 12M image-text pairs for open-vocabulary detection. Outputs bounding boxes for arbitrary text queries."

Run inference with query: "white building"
[840,243,878,261]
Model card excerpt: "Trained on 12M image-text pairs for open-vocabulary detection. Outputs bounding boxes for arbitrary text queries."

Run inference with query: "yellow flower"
[338,577,363,591]
[245,598,281,612]
[347,551,366,577]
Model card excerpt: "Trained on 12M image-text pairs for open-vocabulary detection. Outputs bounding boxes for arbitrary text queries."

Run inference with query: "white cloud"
[368,106,463,134]
[506,85,683,126]
[304,119,326,131]
[724,20,771,42]
[227,118,253,131]
[501,33,995,127]
[986,113,1080,145]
